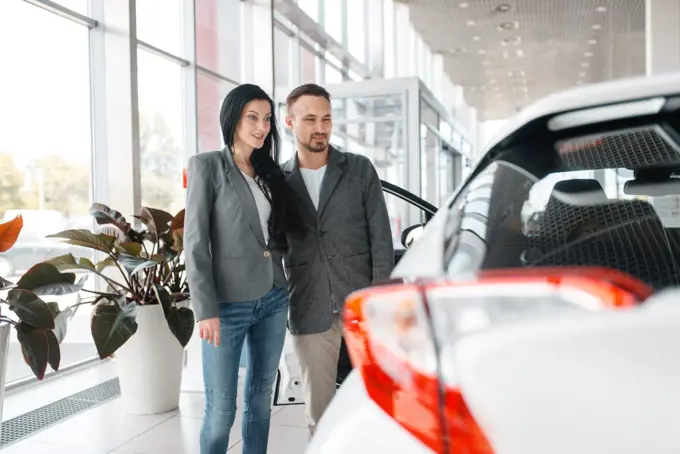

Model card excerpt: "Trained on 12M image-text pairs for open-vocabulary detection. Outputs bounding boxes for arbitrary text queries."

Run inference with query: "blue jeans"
[200,286,288,454]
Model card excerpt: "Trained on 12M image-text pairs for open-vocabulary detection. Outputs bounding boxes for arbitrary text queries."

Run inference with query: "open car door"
[273,180,438,405]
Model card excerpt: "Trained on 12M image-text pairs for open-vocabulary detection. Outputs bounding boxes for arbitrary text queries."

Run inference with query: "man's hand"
[199,317,221,347]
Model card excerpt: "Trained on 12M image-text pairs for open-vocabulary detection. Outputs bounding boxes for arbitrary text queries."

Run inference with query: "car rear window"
[444,125,680,291]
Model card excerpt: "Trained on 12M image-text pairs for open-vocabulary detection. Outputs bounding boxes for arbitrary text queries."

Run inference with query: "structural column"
[90,0,141,218]
[645,0,680,75]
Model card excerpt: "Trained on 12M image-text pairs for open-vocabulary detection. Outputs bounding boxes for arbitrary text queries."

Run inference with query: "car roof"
[483,71,680,156]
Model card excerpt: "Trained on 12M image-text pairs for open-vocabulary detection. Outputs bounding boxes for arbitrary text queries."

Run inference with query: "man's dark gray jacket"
[282,147,394,335]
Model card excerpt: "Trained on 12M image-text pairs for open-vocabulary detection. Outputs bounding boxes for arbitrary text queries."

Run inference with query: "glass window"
[0,0,96,382]
[195,0,242,82]
[137,49,185,214]
[325,63,343,84]
[300,45,317,83]
[439,152,453,203]
[298,0,319,21]
[324,0,343,43]
[274,26,292,101]
[347,0,366,63]
[136,0,185,56]
[383,0,396,78]
[445,128,680,293]
[383,193,412,250]
[197,71,236,152]
[420,125,440,204]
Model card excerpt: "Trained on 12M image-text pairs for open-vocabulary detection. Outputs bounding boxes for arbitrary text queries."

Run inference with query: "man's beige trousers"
[291,315,344,437]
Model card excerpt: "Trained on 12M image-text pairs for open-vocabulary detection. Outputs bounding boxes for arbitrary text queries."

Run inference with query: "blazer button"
[264,250,271,258]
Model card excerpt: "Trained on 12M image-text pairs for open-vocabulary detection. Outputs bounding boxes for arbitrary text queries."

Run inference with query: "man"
[282,83,394,436]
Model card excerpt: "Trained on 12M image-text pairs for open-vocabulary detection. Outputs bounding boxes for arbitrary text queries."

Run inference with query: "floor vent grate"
[0,378,121,448]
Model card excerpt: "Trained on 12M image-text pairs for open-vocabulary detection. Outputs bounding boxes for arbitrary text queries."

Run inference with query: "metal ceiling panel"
[406,0,645,120]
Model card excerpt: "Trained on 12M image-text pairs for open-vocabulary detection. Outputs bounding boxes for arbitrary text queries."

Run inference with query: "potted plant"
[33,204,193,415]
[0,215,69,431]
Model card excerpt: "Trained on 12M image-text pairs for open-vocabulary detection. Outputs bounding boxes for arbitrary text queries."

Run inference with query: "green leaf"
[95,257,117,273]
[53,304,78,344]
[15,263,81,296]
[16,324,50,380]
[89,203,132,234]
[46,302,60,319]
[116,253,148,274]
[46,229,117,254]
[78,257,95,271]
[166,306,195,348]
[91,298,138,359]
[139,208,174,236]
[118,242,143,256]
[171,209,185,231]
[7,289,55,329]
[46,254,96,274]
[153,285,172,316]
[45,330,60,371]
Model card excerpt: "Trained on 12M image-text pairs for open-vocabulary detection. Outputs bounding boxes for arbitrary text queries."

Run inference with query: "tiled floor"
[2,380,308,454]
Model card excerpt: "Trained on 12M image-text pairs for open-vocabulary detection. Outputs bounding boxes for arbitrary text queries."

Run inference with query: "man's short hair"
[286,83,331,112]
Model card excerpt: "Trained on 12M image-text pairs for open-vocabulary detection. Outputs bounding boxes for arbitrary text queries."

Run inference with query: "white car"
[279,71,680,454]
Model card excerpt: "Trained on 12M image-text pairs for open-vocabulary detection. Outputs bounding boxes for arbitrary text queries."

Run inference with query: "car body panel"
[456,290,680,454]
[306,371,432,454]
[482,71,680,157]
[306,72,680,453]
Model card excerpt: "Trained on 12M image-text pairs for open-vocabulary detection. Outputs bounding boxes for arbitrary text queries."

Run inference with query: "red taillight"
[343,268,649,453]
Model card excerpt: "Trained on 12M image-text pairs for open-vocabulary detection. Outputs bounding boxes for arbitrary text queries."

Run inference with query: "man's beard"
[302,135,328,153]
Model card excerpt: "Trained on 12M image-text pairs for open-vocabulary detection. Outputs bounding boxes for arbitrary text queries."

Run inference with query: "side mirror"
[400,224,425,248]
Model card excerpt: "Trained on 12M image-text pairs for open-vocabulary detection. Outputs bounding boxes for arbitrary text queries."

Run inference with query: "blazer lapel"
[317,146,346,218]
[222,149,266,247]
[283,156,318,219]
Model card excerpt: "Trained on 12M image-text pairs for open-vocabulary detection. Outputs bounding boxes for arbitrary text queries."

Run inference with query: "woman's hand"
[199,317,221,347]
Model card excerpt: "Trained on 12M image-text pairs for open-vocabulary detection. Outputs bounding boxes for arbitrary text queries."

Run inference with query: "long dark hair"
[219,84,305,250]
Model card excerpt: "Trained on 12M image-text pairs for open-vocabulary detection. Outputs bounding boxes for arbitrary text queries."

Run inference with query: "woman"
[184,84,305,454]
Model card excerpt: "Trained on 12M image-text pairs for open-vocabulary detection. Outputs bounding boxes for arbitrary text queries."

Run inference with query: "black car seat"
[525,179,680,290]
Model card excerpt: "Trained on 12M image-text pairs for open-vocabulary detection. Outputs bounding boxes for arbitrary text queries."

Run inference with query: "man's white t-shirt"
[241,171,271,243]
[299,165,327,210]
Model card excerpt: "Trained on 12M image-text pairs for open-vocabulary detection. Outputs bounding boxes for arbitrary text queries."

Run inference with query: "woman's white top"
[241,171,271,244]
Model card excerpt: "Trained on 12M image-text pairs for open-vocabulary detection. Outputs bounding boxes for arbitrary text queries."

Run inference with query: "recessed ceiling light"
[482,60,490,65]
[579,72,587,77]
[516,49,525,57]
[473,35,482,41]
[584,51,594,57]
[596,6,607,12]
[490,79,497,84]
[592,24,602,30]
[581,62,590,68]
[588,39,598,45]
[466,20,477,26]
[498,21,517,30]
[459,2,469,8]
[496,4,512,13]
[478,49,486,55]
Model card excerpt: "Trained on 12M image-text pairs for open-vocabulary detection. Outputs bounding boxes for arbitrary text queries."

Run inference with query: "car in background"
[305,71,680,454]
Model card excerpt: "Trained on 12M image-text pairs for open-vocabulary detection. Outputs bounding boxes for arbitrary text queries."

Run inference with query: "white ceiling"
[406,0,646,121]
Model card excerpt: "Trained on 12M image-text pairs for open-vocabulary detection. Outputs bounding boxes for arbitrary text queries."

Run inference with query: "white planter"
[180,299,204,393]
[0,323,10,435]
[115,304,184,415]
